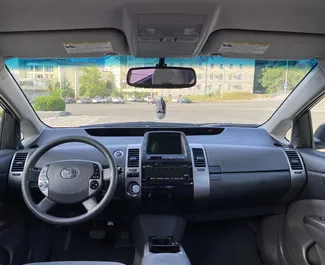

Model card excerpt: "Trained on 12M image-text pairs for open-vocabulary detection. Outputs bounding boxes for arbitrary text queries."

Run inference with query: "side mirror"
[126,67,196,88]
[314,123,325,149]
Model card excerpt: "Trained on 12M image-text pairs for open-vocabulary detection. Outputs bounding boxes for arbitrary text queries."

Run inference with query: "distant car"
[127,97,137,102]
[112,97,125,104]
[254,90,265,94]
[145,96,156,104]
[172,98,180,103]
[65,98,75,104]
[92,97,103,104]
[83,99,91,104]
[76,99,83,104]
[180,97,192,104]
[102,97,113,104]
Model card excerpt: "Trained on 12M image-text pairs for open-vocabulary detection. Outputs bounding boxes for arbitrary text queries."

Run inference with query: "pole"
[74,69,77,99]
[204,59,208,95]
[284,60,288,96]
[58,65,62,97]
[221,66,225,99]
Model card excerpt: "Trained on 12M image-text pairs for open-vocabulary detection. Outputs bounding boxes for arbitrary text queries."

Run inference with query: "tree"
[110,89,123,98]
[79,66,106,98]
[61,76,74,98]
[102,71,115,95]
[46,77,74,98]
[259,60,314,94]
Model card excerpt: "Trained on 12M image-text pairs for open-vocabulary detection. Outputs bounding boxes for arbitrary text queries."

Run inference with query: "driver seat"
[25,261,125,265]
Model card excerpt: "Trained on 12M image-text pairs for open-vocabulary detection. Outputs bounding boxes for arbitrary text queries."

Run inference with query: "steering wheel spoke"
[103,168,112,181]
[37,197,56,213]
[82,197,98,212]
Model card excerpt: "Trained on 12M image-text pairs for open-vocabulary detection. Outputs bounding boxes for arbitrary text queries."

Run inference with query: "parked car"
[65,98,75,104]
[112,97,125,104]
[127,96,137,102]
[91,97,103,104]
[180,97,192,104]
[76,99,83,104]
[145,96,156,104]
[83,99,91,104]
[102,97,113,104]
[172,98,180,103]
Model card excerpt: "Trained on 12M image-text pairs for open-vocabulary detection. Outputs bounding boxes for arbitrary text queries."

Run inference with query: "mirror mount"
[156,58,167,68]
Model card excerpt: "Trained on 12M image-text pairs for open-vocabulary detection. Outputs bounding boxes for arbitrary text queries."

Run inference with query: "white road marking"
[84,116,100,126]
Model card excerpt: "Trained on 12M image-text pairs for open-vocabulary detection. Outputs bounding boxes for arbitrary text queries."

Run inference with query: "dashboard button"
[90,180,99,190]
[131,184,140,194]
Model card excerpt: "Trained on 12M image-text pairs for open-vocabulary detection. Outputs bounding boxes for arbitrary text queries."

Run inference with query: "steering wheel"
[21,136,118,225]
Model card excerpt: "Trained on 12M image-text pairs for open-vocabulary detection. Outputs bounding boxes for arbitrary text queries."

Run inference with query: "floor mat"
[50,228,134,265]
[181,219,264,265]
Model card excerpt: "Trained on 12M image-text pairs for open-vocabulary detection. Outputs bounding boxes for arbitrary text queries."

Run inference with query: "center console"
[141,131,193,200]
[124,131,210,201]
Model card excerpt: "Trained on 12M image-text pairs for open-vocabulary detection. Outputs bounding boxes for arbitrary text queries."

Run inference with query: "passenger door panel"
[284,149,325,265]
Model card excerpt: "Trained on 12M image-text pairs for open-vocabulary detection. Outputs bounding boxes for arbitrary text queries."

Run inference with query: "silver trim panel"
[9,150,33,188]
[281,148,307,202]
[125,144,141,199]
[190,144,210,199]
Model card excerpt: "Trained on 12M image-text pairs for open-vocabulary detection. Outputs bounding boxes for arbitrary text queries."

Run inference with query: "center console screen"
[147,133,183,154]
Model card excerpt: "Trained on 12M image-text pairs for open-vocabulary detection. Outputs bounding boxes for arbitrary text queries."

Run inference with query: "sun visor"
[201,30,325,60]
[0,29,128,58]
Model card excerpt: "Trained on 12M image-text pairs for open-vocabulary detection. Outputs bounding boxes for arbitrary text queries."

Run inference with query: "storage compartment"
[210,171,291,206]
[149,236,180,253]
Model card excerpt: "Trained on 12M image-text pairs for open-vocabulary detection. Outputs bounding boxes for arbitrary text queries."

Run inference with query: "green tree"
[79,66,106,98]
[110,89,123,98]
[61,76,75,98]
[259,61,314,94]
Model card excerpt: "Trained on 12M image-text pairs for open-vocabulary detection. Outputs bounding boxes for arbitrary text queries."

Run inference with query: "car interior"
[2,0,325,265]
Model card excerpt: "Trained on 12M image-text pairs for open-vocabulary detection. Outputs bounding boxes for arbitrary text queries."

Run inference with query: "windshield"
[6,56,316,127]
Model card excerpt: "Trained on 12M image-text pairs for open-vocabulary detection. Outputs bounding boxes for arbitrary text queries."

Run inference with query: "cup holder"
[149,236,180,253]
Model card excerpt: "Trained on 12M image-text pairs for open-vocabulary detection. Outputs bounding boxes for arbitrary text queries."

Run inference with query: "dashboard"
[8,126,307,221]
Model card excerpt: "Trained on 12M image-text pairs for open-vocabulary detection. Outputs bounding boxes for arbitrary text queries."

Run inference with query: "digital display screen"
[147,133,182,154]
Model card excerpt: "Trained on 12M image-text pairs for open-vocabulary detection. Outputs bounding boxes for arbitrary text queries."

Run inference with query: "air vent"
[285,150,303,171]
[11,152,28,172]
[127,149,140,167]
[192,148,206,167]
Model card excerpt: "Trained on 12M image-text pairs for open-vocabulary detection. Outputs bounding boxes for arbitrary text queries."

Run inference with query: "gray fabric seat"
[25,261,125,265]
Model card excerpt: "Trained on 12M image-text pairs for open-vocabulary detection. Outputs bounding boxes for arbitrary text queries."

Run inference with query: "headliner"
[1,0,325,59]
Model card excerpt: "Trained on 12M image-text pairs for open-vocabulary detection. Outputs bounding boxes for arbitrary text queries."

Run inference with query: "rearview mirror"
[126,67,196,88]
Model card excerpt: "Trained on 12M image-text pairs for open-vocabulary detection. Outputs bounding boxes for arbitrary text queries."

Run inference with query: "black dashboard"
[8,126,307,221]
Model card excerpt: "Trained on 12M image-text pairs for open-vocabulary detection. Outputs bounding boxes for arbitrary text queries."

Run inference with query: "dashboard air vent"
[192,148,206,167]
[11,152,28,172]
[127,149,140,167]
[285,150,303,171]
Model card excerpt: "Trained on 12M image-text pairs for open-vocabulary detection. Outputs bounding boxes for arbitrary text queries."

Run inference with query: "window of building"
[210,64,214,69]
[45,66,54,72]
[36,74,43,79]
[229,64,233,69]
[239,64,243,70]
[220,64,223,70]
[197,73,202,80]
[218,84,222,90]
[215,74,223,80]
[29,66,33,71]
[236,74,243,80]
[228,74,233,80]
[35,66,43,72]
[28,73,33,79]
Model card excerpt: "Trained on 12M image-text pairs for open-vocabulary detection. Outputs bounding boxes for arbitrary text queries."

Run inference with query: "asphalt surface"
[38,100,325,130]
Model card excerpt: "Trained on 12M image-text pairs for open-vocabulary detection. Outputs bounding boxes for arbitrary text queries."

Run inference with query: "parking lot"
[37,100,325,130]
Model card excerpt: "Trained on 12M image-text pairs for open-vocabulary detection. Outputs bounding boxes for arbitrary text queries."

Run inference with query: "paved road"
[38,100,325,130]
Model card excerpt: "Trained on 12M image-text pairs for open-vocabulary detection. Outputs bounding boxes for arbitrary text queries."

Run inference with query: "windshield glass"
[6,56,316,127]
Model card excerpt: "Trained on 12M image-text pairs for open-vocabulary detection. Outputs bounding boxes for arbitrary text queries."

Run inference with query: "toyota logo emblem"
[60,168,79,179]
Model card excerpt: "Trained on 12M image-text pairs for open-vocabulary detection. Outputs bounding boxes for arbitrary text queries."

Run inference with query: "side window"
[311,98,325,151]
